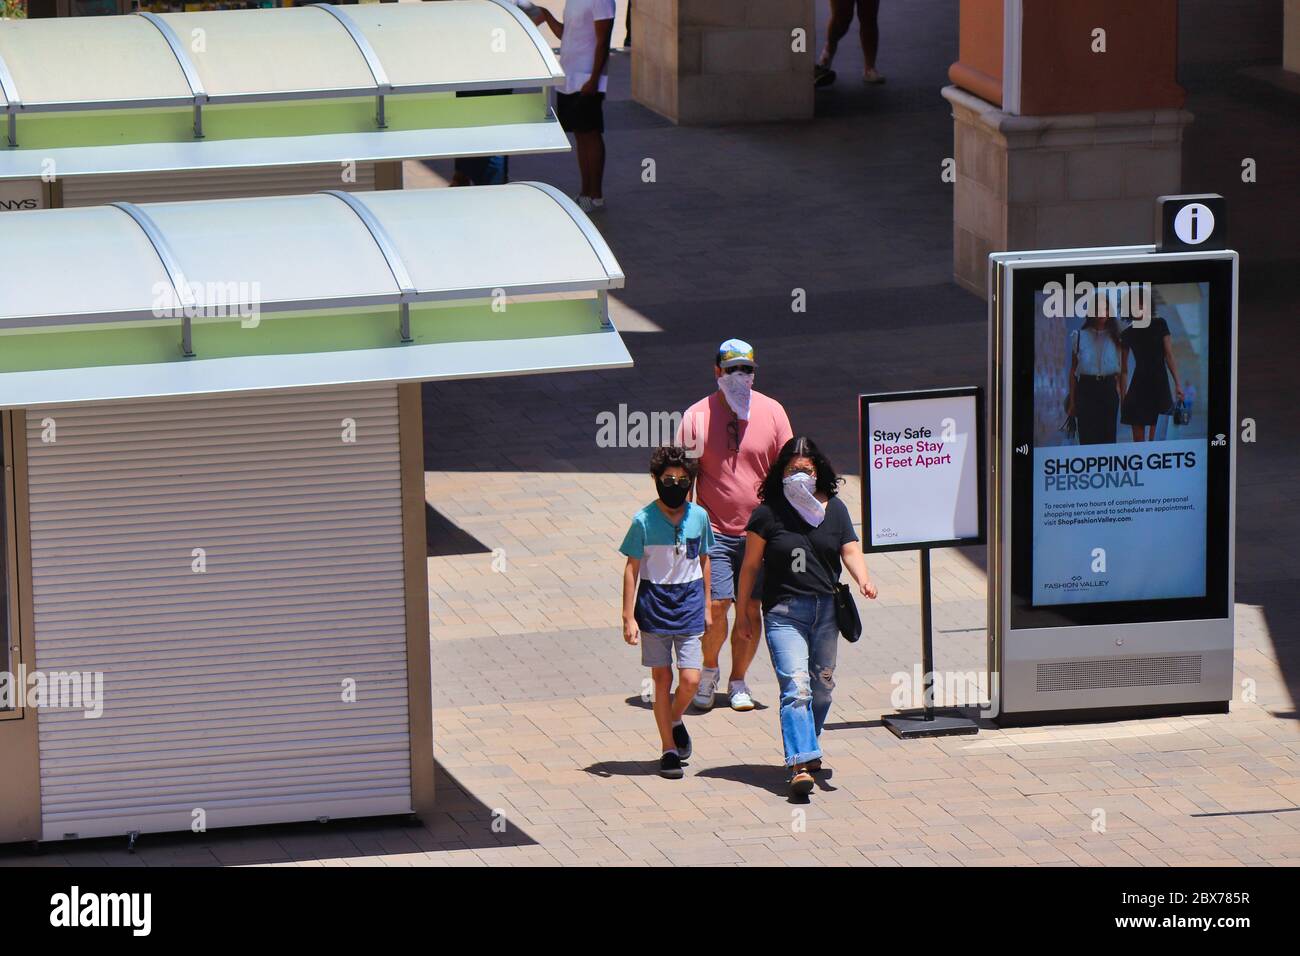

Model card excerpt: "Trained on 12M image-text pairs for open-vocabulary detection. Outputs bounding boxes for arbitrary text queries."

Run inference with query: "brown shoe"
[788,769,815,798]
[806,758,824,774]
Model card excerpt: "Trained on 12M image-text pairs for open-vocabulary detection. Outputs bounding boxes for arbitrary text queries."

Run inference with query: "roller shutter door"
[59,163,378,207]
[26,384,412,841]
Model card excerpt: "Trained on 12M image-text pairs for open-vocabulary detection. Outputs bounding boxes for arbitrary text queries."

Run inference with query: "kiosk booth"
[987,197,1237,725]
[0,0,567,207]
[0,184,629,844]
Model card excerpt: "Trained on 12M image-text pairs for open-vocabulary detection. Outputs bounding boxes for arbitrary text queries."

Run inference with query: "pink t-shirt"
[679,390,794,536]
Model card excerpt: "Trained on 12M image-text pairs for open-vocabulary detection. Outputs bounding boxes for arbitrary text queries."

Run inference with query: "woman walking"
[736,437,877,799]
[1120,311,1184,442]
[1066,313,1127,446]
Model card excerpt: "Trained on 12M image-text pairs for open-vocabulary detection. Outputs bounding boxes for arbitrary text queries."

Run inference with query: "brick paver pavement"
[3,1,1297,868]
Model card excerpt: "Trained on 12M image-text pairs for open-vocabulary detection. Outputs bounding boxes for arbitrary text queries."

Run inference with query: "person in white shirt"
[531,1,616,213]
[1066,314,1128,446]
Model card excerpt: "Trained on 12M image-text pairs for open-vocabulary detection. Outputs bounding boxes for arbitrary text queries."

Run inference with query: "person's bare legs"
[654,665,700,751]
[701,598,732,673]
[673,668,700,721]
[857,0,881,72]
[727,599,762,685]
[1131,424,1145,442]
[818,0,856,68]
[651,667,677,751]
[575,130,605,200]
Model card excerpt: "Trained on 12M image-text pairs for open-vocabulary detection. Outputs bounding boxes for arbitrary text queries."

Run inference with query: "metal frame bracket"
[320,190,417,345]
[0,51,21,149]
[110,201,198,358]
[311,3,393,130]
[136,12,209,140]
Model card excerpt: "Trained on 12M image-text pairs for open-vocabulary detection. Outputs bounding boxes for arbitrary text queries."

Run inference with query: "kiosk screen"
[1009,258,1234,628]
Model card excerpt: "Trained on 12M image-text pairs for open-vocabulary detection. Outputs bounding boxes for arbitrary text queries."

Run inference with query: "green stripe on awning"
[12,90,547,151]
[0,299,603,375]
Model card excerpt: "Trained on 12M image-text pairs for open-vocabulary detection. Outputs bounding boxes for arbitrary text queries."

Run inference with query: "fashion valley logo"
[50,886,152,937]
[0,665,103,718]
[1042,274,1153,326]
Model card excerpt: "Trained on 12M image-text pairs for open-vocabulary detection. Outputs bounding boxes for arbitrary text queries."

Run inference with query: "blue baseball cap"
[716,338,756,368]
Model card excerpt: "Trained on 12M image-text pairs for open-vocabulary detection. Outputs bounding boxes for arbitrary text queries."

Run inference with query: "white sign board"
[859,388,984,552]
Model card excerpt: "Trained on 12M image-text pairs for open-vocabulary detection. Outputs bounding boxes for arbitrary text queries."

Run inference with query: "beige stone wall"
[944,86,1192,297]
[633,0,815,125]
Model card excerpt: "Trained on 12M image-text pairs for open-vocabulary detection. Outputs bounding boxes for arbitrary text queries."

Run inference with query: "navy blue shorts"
[709,531,763,602]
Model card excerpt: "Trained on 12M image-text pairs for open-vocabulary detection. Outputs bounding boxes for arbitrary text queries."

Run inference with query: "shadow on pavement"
[0,760,538,865]
[583,760,655,778]
[425,502,492,558]
[694,763,790,798]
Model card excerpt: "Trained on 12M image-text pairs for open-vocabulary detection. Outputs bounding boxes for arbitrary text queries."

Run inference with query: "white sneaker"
[729,681,755,712]
[590,197,606,210]
[692,668,720,710]
[576,195,595,212]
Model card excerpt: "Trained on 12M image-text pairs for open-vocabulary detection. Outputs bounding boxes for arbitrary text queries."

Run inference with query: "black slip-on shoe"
[659,751,684,779]
[672,721,692,761]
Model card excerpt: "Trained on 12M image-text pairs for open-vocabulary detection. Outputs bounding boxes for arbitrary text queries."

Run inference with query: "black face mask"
[656,480,689,509]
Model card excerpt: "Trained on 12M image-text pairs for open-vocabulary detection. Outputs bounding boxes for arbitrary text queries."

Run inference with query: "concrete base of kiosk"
[994,699,1229,729]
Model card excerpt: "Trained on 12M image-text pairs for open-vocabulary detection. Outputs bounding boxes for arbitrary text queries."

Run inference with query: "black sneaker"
[672,721,692,761]
[658,751,684,779]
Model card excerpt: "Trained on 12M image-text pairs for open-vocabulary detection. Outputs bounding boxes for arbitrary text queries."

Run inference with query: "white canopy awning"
[0,183,630,408]
[0,1,567,179]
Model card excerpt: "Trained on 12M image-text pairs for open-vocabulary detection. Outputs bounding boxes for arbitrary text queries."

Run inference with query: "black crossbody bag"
[801,517,862,643]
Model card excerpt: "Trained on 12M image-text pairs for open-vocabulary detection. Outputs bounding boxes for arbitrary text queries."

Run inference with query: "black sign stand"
[881,547,980,739]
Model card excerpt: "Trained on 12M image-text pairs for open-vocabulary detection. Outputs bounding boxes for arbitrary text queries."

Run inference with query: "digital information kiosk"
[987,195,1238,725]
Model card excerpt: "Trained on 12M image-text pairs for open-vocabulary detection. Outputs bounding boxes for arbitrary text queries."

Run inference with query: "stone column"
[632,0,815,125]
[946,0,1192,296]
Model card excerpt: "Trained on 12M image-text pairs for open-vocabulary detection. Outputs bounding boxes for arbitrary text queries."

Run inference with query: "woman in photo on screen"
[1065,313,1127,446]
[1120,308,1185,442]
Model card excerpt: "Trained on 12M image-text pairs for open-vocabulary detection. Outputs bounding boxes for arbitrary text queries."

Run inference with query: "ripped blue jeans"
[763,593,839,767]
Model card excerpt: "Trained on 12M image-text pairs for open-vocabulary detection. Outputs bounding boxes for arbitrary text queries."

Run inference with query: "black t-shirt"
[746,495,859,611]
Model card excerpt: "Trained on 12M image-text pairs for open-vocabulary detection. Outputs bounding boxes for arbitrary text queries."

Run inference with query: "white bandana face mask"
[782,472,825,527]
[718,371,754,420]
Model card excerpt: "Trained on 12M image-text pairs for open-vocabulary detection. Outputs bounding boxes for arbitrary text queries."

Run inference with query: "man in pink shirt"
[679,339,794,711]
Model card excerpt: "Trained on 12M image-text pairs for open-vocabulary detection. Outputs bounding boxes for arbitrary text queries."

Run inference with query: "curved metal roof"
[0,183,623,327]
[0,1,568,178]
[0,184,630,407]
[0,1,562,111]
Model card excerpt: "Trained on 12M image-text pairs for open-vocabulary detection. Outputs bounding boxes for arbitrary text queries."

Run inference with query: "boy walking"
[620,446,714,778]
